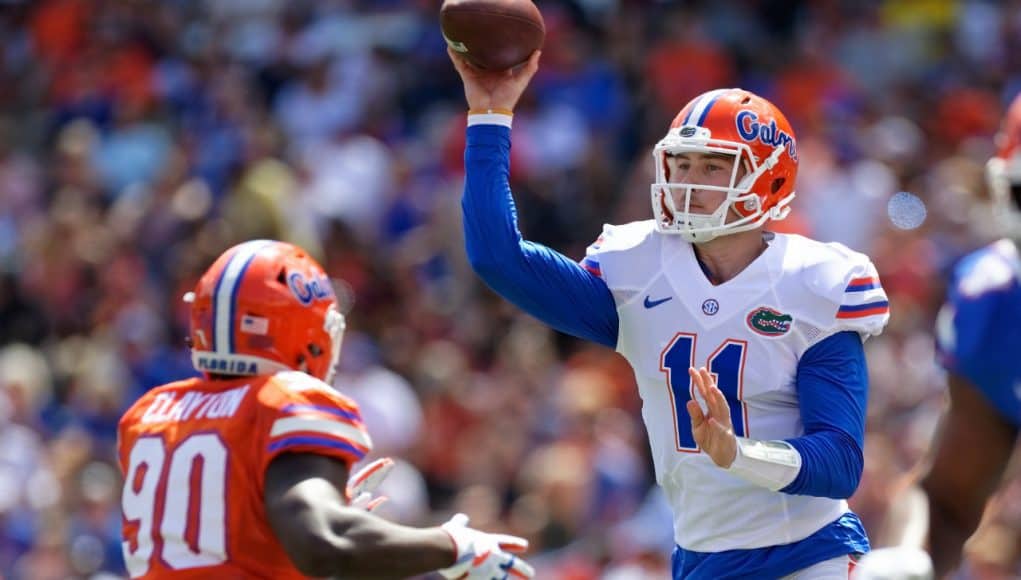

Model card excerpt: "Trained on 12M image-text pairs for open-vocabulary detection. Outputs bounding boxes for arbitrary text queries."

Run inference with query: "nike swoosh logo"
[643,295,673,309]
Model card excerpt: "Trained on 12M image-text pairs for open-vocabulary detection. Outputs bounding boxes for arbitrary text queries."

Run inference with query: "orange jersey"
[118,371,372,579]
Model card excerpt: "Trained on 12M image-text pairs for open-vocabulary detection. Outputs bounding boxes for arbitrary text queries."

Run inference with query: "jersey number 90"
[121,434,229,577]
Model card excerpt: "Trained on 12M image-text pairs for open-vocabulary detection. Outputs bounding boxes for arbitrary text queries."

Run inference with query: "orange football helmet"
[185,240,345,383]
[651,88,799,242]
[987,92,1021,238]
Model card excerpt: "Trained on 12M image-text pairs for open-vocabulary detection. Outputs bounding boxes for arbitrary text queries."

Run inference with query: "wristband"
[725,437,802,491]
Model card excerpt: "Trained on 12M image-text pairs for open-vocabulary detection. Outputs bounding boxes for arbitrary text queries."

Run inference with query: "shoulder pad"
[581,221,658,289]
[259,371,372,457]
[269,370,336,394]
[791,236,889,341]
[952,240,1020,299]
[589,221,656,254]
[939,241,1020,376]
[263,371,362,412]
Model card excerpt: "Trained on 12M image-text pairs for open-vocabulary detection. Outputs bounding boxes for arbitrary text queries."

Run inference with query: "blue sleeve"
[461,123,619,348]
[781,331,867,499]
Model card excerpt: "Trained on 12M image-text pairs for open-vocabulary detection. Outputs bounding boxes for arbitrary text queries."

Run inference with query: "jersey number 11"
[660,333,748,452]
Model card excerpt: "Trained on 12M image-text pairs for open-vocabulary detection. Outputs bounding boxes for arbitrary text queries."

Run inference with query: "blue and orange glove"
[438,513,534,579]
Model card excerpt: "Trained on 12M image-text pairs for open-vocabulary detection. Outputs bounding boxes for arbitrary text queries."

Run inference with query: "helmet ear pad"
[731,175,785,214]
[730,157,778,217]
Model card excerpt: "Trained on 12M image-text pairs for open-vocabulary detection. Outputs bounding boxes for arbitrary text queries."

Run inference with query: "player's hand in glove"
[438,513,534,579]
[346,457,394,512]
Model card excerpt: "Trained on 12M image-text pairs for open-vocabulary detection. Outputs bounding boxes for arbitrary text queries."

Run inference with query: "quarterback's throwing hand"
[447,48,540,114]
[439,513,534,580]
[687,366,738,468]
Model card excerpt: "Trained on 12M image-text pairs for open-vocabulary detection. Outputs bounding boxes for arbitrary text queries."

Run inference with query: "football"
[440,0,545,71]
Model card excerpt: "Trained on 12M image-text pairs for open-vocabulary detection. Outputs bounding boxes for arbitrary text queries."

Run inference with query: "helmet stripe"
[681,105,695,126]
[695,92,725,126]
[212,240,272,354]
[683,88,729,127]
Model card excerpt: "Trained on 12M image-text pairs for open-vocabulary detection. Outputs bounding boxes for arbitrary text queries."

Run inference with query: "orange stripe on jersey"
[846,276,876,286]
[845,277,882,292]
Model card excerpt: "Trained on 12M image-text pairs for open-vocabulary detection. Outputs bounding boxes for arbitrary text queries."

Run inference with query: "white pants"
[781,555,856,579]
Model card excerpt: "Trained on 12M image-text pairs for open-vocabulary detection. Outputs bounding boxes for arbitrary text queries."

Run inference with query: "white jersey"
[583,221,889,552]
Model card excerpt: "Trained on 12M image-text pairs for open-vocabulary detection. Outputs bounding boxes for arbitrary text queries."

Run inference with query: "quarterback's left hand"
[346,457,395,512]
[687,366,738,468]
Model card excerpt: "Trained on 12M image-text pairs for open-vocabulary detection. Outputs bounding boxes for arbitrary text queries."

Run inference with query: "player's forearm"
[462,119,526,271]
[305,506,455,578]
[925,499,973,577]
[781,430,862,498]
[265,462,455,578]
[462,122,619,346]
[725,431,861,499]
[921,469,986,578]
[778,332,867,498]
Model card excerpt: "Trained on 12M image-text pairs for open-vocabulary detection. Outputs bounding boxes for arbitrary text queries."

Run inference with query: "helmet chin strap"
[683,204,753,244]
[680,215,723,243]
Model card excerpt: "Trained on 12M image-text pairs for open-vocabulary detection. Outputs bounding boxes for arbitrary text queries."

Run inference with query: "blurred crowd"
[0,0,1020,578]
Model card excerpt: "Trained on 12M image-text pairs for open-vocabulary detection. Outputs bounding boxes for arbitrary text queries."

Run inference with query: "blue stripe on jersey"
[838,300,889,313]
[671,513,868,579]
[267,436,366,458]
[581,257,602,276]
[281,404,361,422]
[844,281,879,292]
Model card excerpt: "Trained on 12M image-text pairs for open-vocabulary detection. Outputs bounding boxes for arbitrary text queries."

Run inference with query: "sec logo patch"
[702,299,719,316]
